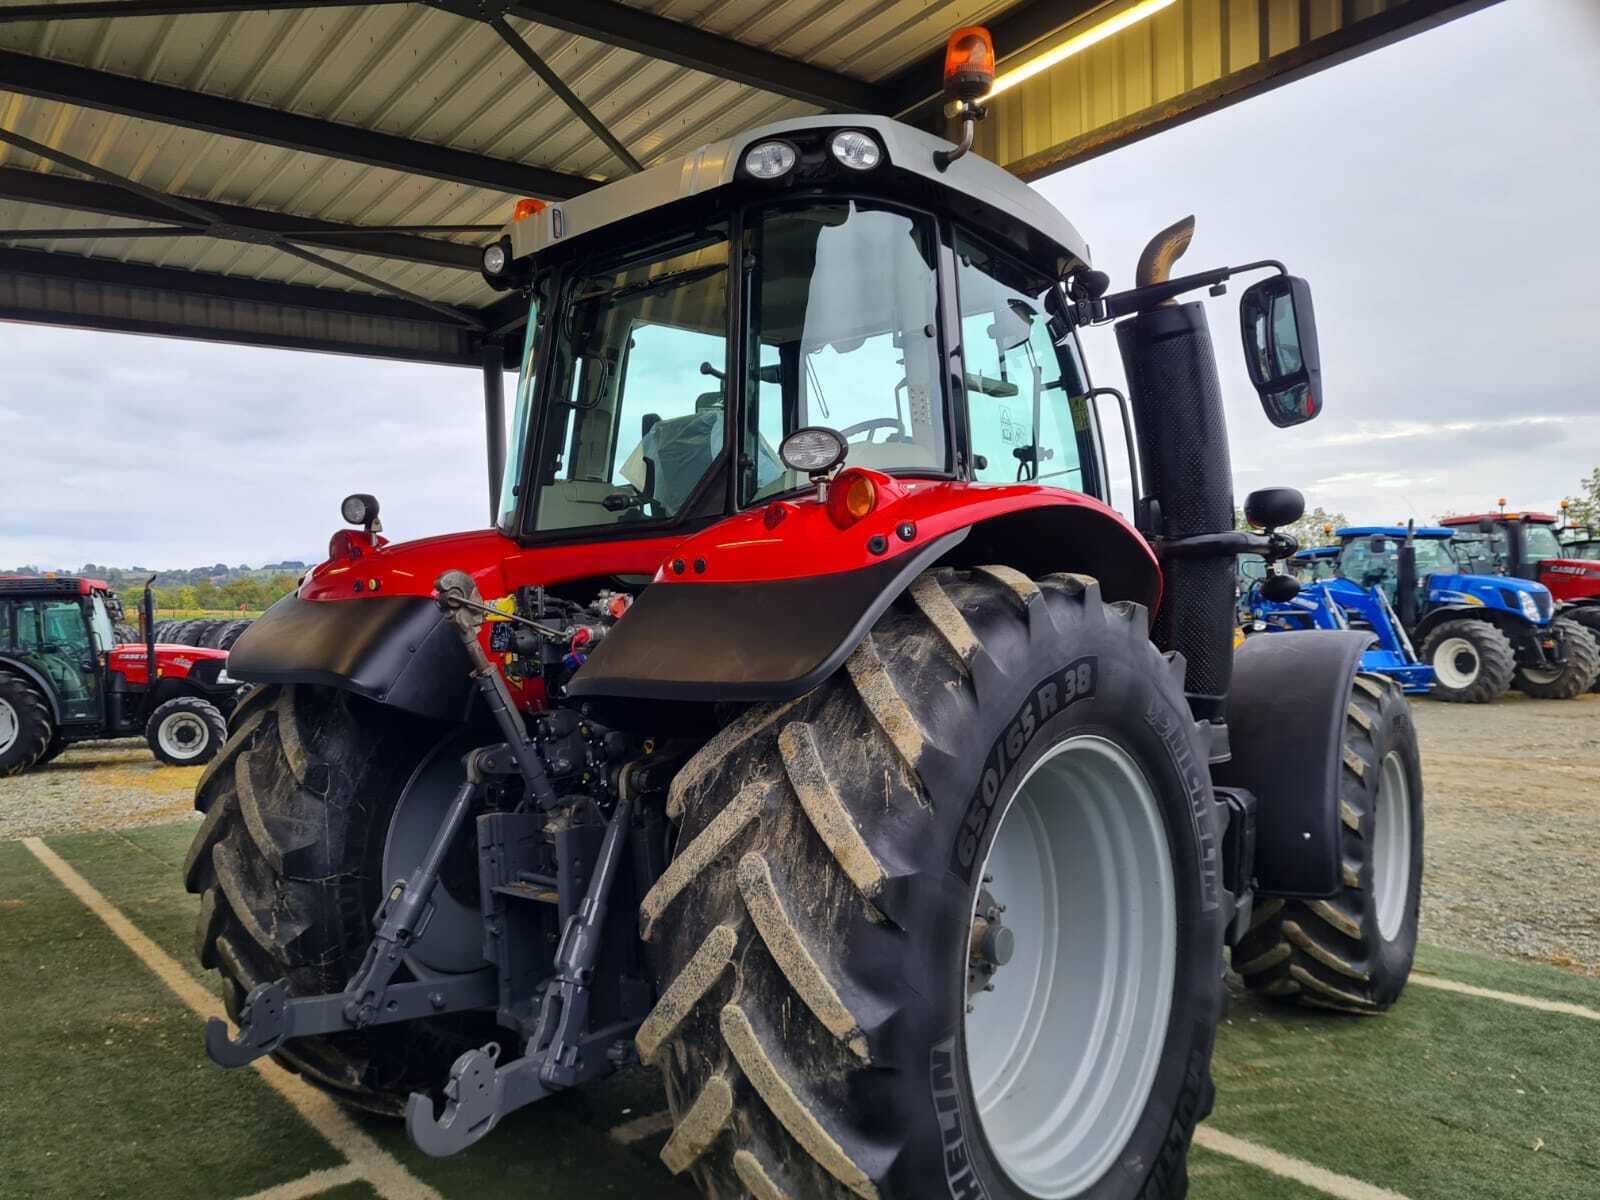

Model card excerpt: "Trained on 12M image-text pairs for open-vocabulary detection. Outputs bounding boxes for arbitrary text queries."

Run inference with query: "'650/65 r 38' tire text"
[639,568,1230,1200]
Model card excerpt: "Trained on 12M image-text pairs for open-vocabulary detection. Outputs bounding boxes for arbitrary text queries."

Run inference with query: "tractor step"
[492,880,560,904]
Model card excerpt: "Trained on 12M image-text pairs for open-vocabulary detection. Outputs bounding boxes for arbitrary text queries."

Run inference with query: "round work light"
[341,493,379,526]
[482,243,508,275]
[743,140,797,180]
[779,427,847,475]
[829,130,881,171]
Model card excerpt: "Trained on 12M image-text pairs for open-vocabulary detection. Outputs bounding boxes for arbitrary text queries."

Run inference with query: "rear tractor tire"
[146,696,228,766]
[1235,673,1423,1012]
[642,568,1229,1200]
[1514,618,1600,700]
[1420,619,1515,703]
[184,684,497,1114]
[0,674,53,776]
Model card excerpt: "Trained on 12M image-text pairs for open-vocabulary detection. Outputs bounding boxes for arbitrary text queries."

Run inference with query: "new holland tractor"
[1440,507,1600,688]
[1336,525,1598,702]
[1242,558,1434,695]
[0,576,238,773]
[188,32,1425,1200]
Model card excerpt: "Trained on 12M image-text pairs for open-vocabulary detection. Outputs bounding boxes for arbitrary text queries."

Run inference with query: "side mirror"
[1239,275,1322,427]
[1261,574,1301,603]
[1244,486,1304,530]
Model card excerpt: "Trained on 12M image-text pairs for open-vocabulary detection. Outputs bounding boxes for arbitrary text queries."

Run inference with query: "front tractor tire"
[1235,674,1423,1012]
[184,685,494,1114]
[0,674,53,776]
[1420,619,1515,703]
[1513,618,1600,700]
[641,569,1229,1200]
[146,696,228,765]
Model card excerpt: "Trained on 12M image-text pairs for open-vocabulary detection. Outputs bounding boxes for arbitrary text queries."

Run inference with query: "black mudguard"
[227,593,474,722]
[568,531,967,702]
[0,654,62,722]
[1211,629,1373,899]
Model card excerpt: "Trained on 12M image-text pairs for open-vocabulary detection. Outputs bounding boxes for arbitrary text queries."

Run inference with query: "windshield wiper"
[573,263,726,308]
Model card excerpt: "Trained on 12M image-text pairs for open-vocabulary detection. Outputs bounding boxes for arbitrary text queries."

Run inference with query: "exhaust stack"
[1115,217,1237,732]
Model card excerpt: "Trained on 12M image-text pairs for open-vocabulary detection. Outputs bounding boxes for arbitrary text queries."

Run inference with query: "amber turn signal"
[826,470,878,529]
[512,197,546,223]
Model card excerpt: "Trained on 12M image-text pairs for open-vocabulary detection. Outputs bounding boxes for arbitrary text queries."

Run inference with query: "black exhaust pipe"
[1114,218,1236,729]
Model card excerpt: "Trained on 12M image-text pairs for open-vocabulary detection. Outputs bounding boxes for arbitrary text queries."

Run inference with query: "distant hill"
[3,561,311,590]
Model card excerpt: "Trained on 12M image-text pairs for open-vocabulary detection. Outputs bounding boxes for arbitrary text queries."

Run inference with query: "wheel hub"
[963,734,1178,1199]
[1432,636,1480,689]
[0,698,18,756]
[158,712,208,758]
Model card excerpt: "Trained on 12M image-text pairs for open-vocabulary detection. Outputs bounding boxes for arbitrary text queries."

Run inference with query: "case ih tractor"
[191,33,1426,1200]
[1335,524,1597,702]
[0,576,238,774]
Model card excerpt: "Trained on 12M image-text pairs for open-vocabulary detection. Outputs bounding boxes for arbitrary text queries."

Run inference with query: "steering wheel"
[838,417,905,444]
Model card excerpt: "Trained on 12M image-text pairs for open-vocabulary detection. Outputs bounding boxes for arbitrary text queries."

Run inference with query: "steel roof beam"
[0,167,487,269]
[0,1,407,22]
[0,48,597,199]
[507,0,886,113]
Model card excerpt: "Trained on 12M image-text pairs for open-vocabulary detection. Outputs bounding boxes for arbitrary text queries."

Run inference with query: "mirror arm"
[1086,259,1288,323]
[1158,529,1297,562]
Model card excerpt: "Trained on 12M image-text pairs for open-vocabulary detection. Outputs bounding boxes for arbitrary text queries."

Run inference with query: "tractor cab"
[1335,526,1460,614]
[1290,545,1339,583]
[1439,509,1600,609]
[484,116,1107,549]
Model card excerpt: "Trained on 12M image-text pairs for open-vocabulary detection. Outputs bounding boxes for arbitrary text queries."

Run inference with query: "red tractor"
[0,575,238,774]
[191,34,1424,1200]
[1441,505,1600,684]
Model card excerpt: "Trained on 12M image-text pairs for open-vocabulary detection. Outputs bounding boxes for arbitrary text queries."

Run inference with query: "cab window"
[532,227,730,533]
[955,233,1097,494]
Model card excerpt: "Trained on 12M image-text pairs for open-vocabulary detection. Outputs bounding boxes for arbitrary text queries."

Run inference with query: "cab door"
[9,598,104,727]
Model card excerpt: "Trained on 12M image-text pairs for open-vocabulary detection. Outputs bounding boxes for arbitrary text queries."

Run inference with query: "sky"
[2,0,1598,569]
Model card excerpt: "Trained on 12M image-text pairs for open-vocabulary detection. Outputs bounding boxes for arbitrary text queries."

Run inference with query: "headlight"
[829,130,881,170]
[779,426,847,475]
[743,140,797,180]
[341,493,379,526]
[482,243,508,275]
[1519,591,1540,621]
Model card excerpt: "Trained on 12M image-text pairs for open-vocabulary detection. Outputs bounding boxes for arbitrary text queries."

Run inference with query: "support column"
[482,340,507,523]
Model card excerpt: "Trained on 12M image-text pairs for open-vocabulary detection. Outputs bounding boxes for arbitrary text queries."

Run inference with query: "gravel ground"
[4,692,1597,972]
[1411,691,1600,975]
[0,740,203,841]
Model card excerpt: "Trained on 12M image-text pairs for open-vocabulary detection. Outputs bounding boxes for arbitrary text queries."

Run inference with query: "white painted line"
[1410,972,1600,1021]
[1195,1127,1411,1200]
[22,837,439,1200]
[235,1164,365,1200]
[609,1109,675,1144]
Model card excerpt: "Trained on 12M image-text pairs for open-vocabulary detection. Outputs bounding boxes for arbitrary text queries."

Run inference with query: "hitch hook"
[405,1042,511,1158]
[204,979,291,1068]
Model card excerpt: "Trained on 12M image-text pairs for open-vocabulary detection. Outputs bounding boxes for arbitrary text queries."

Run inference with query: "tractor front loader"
[188,31,1424,1200]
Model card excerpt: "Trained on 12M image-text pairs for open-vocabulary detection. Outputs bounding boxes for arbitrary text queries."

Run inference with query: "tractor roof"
[0,574,100,596]
[1438,512,1559,526]
[1337,526,1454,540]
[1294,547,1340,559]
[504,114,1091,278]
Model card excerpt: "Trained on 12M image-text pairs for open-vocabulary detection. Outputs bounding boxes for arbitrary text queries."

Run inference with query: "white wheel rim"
[1431,637,1479,690]
[0,697,18,755]
[964,735,1178,1199]
[1519,666,1561,684]
[1372,751,1413,941]
[157,712,210,760]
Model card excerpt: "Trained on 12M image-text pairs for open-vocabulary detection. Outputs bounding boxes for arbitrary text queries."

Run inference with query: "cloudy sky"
[2,0,1597,569]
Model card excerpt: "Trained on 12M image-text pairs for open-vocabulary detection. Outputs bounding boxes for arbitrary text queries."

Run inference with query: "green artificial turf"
[8,821,1598,1200]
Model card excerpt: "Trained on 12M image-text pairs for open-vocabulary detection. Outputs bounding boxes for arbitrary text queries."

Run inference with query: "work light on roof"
[829,130,881,171]
[743,140,797,180]
[482,243,507,275]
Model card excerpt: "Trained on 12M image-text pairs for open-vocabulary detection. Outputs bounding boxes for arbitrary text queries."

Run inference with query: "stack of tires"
[151,617,252,649]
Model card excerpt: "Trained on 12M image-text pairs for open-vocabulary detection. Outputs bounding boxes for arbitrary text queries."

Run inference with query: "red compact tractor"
[191,31,1424,1200]
[0,576,238,773]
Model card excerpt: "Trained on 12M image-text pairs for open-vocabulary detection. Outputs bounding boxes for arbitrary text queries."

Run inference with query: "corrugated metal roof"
[0,0,1496,363]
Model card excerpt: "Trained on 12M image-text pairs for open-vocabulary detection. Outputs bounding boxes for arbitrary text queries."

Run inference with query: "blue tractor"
[1244,550,1435,694]
[1335,525,1598,703]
